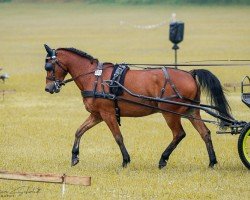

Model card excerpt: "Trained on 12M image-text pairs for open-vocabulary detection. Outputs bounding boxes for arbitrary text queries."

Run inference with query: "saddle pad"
[109,64,130,96]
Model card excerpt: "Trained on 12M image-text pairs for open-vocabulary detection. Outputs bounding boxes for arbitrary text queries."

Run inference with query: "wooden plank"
[0,170,91,186]
[65,175,91,186]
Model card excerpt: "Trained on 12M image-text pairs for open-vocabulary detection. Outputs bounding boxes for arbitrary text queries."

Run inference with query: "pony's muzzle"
[45,83,55,94]
[45,82,60,94]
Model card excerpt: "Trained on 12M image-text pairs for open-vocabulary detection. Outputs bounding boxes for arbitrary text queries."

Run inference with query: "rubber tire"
[238,123,250,169]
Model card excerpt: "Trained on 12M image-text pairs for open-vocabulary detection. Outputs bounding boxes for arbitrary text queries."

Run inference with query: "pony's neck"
[58,50,97,91]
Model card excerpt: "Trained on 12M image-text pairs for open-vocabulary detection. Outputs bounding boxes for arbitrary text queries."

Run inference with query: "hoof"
[158,163,166,169]
[122,161,129,168]
[209,164,215,168]
[71,157,79,166]
[209,163,217,168]
[158,159,167,169]
[209,160,218,168]
[122,157,130,168]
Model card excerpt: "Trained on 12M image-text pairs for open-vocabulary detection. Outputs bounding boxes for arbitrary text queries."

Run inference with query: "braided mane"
[57,47,94,60]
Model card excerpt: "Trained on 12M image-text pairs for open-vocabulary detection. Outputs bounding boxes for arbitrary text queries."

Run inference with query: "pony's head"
[44,44,68,94]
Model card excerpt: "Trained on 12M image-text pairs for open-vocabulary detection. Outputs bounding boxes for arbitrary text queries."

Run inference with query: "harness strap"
[161,67,183,99]
[114,99,121,126]
[92,62,103,97]
[168,69,182,99]
[108,64,129,126]
[161,67,200,104]
[81,91,116,99]
[160,67,169,98]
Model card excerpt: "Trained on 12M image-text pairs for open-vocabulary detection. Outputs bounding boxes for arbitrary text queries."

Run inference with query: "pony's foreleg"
[189,110,217,168]
[71,113,102,166]
[101,112,130,167]
[159,114,186,169]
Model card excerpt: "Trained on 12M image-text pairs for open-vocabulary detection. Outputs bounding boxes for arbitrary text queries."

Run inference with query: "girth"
[82,91,115,100]
[81,90,121,126]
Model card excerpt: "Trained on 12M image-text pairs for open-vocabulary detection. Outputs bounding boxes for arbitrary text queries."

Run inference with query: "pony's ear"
[44,44,53,56]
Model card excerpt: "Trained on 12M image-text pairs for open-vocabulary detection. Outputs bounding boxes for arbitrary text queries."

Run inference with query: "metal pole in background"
[173,44,179,69]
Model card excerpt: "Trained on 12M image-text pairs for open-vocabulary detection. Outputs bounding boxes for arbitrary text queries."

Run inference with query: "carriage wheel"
[238,123,250,169]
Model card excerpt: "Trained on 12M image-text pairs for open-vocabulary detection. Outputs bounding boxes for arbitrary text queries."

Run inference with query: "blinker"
[45,62,54,71]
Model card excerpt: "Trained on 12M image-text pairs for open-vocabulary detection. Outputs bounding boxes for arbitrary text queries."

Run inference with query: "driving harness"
[81,63,186,126]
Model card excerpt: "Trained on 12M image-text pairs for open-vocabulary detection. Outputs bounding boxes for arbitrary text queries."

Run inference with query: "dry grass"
[0,2,250,200]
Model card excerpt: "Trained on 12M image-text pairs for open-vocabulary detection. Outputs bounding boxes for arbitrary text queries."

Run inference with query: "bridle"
[44,49,112,92]
[45,49,68,77]
[45,49,69,93]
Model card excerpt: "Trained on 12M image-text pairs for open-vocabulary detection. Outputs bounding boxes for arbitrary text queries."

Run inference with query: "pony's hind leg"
[71,113,102,166]
[189,109,217,168]
[101,112,130,167]
[159,114,186,169]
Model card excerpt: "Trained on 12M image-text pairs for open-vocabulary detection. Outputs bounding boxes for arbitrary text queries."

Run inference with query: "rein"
[49,59,250,86]
[125,63,250,67]
[58,64,115,88]
[61,64,114,86]
[61,69,96,85]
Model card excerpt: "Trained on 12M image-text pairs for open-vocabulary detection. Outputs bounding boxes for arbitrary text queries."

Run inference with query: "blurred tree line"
[1,0,250,4]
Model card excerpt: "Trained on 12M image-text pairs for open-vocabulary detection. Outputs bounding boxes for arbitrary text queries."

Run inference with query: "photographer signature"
[0,186,41,198]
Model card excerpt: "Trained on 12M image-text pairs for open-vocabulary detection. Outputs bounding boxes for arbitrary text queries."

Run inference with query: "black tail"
[191,69,234,121]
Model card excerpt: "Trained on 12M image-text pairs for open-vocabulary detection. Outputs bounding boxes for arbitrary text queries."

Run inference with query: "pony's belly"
[119,101,158,117]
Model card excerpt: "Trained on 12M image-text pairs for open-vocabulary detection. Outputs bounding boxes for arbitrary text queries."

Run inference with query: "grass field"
[0,2,250,200]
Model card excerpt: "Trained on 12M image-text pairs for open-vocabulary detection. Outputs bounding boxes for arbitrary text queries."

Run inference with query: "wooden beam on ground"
[0,90,16,94]
[0,170,91,186]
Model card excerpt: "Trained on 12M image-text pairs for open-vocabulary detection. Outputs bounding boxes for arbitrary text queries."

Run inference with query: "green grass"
[0,3,250,200]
